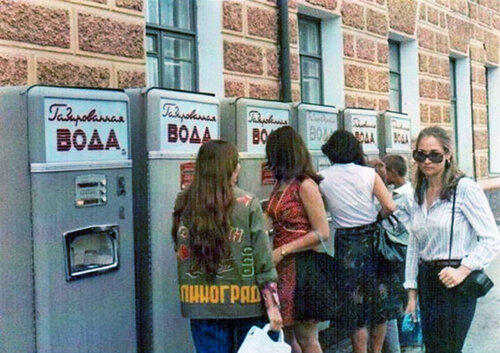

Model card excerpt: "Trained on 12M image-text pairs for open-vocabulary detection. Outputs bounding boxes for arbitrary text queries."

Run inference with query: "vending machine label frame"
[44,97,129,163]
[159,97,219,153]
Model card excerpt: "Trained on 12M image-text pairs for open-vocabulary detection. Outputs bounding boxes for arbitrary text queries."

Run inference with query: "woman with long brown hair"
[172,140,282,353]
[405,126,500,353]
[265,126,330,353]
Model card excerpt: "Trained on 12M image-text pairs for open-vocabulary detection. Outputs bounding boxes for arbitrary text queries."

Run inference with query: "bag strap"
[448,178,461,262]
[314,230,334,257]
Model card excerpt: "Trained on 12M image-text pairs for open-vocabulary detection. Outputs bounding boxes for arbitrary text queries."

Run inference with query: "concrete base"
[484,187,500,224]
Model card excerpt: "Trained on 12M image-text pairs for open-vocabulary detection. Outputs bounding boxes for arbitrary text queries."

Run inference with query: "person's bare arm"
[373,173,396,218]
[273,179,330,265]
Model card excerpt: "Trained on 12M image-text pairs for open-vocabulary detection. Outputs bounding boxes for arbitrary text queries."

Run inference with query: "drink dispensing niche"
[220,98,293,201]
[127,88,220,353]
[0,85,137,353]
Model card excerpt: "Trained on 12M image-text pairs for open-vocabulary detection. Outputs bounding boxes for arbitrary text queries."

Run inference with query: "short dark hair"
[321,130,366,166]
[265,126,321,183]
[382,154,407,177]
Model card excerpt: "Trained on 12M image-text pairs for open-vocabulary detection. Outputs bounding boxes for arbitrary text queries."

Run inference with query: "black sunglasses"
[413,150,444,163]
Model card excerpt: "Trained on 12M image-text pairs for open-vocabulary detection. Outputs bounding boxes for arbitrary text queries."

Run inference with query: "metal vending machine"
[295,103,338,172]
[0,86,137,353]
[378,111,412,159]
[220,98,293,201]
[128,88,220,353]
[342,108,380,161]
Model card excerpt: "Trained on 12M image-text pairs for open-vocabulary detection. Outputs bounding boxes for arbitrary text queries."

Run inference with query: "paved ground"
[462,253,500,353]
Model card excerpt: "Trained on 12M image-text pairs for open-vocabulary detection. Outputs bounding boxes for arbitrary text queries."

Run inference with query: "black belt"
[420,259,461,267]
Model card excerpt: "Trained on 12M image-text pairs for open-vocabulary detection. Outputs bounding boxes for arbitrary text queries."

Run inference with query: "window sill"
[478,176,500,191]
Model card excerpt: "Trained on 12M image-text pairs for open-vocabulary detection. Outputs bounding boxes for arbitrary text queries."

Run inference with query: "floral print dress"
[267,179,311,326]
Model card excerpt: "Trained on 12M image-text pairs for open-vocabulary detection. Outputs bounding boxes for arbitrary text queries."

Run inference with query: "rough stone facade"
[0,0,145,88]
[222,1,286,99]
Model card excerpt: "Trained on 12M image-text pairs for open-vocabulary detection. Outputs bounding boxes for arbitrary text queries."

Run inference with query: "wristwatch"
[280,247,288,257]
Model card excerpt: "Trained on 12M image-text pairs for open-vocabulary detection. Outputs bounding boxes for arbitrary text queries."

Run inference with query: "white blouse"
[404,177,500,289]
[319,163,378,228]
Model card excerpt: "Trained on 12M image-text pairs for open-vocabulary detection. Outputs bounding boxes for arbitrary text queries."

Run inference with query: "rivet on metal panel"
[117,176,126,196]
[119,206,125,220]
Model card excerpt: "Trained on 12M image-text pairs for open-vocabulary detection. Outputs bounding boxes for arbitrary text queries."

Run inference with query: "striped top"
[404,177,500,289]
[391,182,414,231]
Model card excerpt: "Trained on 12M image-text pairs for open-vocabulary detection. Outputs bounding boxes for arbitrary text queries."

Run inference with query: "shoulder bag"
[449,180,494,298]
[375,214,409,262]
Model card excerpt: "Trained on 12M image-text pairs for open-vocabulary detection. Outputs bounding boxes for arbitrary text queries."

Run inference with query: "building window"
[299,16,323,104]
[487,66,500,174]
[146,0,196,90]
[389,41,401,112]
[450,58,458,152]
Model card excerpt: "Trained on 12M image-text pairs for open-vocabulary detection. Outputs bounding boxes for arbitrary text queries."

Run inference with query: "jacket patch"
[236,194,253,207]
[177,244,190,261]
[179,226,189,239]
[179,284,261,304]
[186,258,234,278]
[241,246,255,277]
[228,227,244,243]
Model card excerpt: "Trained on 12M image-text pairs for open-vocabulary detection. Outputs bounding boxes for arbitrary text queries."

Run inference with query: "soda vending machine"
[0,86,137,353]
[128,88,220,353]
[378,111,412,159]
[295,103,338,172]
[342,108,380,161]
[220,98,293,201]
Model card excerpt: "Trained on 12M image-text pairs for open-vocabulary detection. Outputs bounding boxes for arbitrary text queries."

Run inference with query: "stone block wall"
[342,0,390,111]
[0,0,145,88]
[222,0,291,100]
[415,0,499,180]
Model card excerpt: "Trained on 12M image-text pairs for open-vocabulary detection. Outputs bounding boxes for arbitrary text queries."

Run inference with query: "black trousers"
[418,262,477,353]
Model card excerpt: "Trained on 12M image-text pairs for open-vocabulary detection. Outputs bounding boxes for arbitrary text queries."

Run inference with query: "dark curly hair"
[321,130,366,166]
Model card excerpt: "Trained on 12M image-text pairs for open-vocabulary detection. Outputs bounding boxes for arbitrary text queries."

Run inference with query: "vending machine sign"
[246,106,289,153]
[351,114,378,153]
[160,98,218,153]
[389,115,411,151]
[305,110,338,151]
[44,98,129,162]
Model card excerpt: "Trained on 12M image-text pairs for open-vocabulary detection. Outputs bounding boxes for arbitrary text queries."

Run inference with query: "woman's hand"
[438,265,472,288]
[261,283,283,331]
[405,289,418,321]
[272,248,285,266]
[267,305,283,331]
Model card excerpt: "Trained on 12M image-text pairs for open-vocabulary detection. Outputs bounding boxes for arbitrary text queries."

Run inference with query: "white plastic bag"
[237,324,291,353]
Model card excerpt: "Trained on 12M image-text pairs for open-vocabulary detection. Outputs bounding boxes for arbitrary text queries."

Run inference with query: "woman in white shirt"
[405,126,500,353]
[320,130,395,353]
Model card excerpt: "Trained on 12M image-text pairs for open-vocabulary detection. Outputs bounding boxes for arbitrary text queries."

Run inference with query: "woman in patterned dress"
[265,126,330,353]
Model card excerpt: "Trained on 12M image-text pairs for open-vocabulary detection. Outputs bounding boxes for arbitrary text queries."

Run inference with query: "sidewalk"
[324,339,423,353]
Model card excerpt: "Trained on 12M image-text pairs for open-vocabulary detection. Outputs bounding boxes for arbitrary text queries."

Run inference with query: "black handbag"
[449,181,494,298]
[375,214,409,262]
